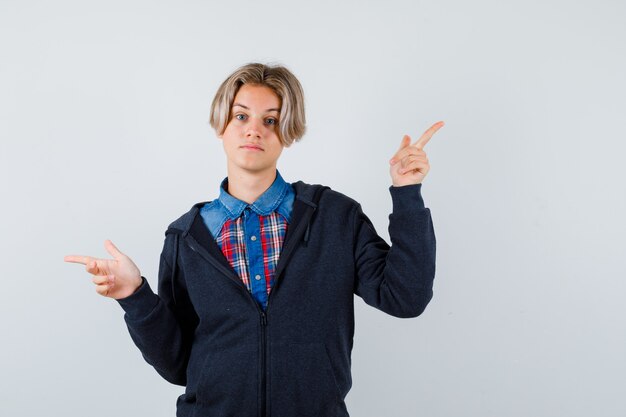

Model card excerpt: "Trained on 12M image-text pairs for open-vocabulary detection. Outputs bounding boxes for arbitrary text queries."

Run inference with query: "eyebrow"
[232,103,281,113]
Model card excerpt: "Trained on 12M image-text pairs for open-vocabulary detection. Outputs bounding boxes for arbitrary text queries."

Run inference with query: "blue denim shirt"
[199,169,295,309]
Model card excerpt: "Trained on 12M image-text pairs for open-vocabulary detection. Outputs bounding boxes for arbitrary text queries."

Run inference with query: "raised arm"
[353,183,436,318]
[353,121,442,317]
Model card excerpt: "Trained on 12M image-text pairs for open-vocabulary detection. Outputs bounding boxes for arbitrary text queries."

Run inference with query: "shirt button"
[251,235,257,241]
[255,274,262,280]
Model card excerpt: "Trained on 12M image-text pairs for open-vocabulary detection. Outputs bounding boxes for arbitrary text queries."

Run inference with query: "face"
[218,83,284,177]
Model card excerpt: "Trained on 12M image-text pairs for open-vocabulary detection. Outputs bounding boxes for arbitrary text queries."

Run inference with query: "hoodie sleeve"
[115,231,198,386]
[352,183,436,318]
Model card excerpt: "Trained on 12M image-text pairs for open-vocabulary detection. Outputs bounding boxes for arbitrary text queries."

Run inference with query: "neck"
[225,165,277,204]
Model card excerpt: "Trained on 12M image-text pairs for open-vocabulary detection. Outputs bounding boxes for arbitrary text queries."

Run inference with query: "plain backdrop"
[1,0,625,416]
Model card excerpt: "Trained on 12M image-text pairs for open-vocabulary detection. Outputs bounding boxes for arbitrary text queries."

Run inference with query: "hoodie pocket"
[270,342,345,417]
[194,343,259,413]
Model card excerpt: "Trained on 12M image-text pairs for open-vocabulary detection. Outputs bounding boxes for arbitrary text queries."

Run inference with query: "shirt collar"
[218,169,293,220]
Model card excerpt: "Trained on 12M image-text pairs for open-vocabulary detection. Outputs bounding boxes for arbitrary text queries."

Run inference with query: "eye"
[234,113,247,121]
[265,118,278,125]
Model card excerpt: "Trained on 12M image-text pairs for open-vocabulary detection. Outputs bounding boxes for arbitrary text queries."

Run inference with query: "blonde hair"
[209,62,306,147]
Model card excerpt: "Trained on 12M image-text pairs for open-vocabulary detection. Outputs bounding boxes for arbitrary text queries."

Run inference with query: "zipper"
[256,205,316,417]
[258,281,286,417]
[260,311,267,417]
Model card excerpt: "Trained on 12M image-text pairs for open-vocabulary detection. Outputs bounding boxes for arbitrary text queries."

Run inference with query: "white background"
[1,0,625,416]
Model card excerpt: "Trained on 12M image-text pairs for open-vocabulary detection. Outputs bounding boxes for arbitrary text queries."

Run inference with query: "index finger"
[414,121,444,149]
[64,255,93,265]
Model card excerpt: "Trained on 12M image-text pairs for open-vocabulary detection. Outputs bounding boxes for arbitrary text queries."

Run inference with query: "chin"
[234,162,272,173]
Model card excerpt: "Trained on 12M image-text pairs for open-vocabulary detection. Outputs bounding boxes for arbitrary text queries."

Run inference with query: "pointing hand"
[389,121,444,187]
[64,240,143,299]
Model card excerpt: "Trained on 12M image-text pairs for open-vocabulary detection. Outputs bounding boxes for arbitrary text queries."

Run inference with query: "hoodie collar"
[218,169,293,221]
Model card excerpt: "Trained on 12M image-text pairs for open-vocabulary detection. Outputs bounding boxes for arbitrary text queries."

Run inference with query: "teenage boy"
[65,62,443,417]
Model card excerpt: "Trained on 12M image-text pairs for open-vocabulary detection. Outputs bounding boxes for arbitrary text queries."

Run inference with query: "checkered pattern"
[215,211,288,298]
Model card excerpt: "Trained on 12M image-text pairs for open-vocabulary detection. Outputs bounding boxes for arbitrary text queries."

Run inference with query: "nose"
[245,129,261,139]
[245,117,264,139]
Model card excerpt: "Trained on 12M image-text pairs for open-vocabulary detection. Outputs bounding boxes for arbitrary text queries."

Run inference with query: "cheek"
[221,124,241,142]
[223,123,238,136]
[272,144,285,156]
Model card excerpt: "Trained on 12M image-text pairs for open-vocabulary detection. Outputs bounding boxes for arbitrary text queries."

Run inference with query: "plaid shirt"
[199,169,295,311]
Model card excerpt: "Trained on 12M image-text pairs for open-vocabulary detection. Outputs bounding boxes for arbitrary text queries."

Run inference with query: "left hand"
[389,121,444,187]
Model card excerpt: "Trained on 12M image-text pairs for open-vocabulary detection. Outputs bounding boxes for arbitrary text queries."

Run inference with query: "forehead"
[232,84,281,109]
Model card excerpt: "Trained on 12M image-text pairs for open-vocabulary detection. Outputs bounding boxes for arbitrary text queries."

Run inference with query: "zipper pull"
[260,312,267,326]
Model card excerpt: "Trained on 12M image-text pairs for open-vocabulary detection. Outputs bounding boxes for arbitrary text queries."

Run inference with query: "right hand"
[64,240,143,300]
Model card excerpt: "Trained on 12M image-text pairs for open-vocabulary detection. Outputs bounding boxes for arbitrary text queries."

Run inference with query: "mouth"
[241,145,264,151]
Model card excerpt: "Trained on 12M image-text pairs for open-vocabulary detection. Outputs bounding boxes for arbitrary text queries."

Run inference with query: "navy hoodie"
[116,180,436,417]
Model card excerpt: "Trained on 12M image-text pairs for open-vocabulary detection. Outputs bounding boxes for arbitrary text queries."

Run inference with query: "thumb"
[397,134,411,152]
[104,239,124,260]
[390,135,411,164]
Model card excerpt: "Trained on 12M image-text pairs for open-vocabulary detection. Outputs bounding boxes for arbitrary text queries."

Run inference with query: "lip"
[241,145,264,151]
